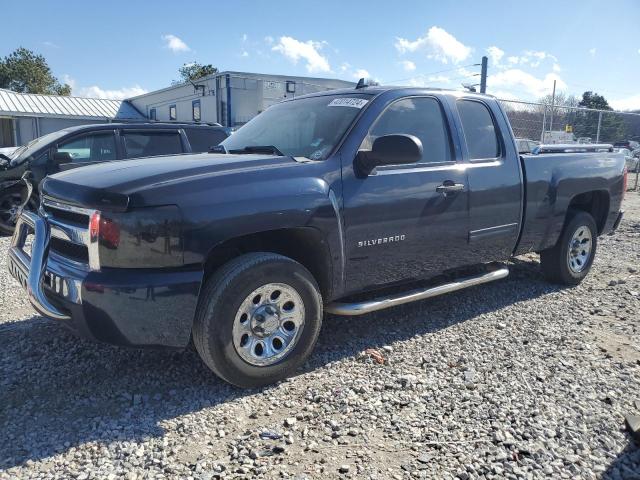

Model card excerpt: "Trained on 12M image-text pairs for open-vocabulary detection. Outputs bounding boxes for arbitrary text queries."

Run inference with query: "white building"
[1,71,354,147]
[0,88,145,147]
[128,71,354,127]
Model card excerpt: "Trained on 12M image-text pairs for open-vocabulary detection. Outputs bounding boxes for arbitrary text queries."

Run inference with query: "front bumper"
[8,210,202,348]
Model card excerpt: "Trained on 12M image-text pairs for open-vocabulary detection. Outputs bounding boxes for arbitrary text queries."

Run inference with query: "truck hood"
[42,153,305,212]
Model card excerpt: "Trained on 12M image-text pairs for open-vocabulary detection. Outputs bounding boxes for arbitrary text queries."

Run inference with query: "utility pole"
[479,56,488,94]
[549,79,557,132]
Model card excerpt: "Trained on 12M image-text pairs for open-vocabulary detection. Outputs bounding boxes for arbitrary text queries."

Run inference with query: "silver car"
[614,148,639,173]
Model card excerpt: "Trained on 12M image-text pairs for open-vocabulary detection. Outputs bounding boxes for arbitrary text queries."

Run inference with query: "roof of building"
[0,88,145,120]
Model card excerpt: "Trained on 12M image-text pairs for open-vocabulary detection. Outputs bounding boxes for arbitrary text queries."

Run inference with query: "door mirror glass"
[356,134,423,175]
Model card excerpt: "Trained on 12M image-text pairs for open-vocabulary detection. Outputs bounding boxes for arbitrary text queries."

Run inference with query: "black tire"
[540,210,598,285]
[0,186,28,236]
[193,252,323,388]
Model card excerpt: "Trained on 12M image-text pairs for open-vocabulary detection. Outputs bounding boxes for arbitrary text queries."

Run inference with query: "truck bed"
[515,150,625,255]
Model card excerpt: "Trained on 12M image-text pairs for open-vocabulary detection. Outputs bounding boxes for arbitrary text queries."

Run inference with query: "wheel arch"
[201,227,335,301]
[567,189,610,234]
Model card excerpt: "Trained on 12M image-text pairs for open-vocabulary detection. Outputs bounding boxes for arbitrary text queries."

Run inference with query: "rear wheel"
[193,252,323,388]
[540,210,598,285]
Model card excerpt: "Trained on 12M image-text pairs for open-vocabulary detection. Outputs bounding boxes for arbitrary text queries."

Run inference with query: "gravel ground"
[1,194,639,480]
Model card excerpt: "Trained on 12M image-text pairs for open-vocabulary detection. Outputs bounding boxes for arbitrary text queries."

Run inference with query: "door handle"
[436,182,465,194]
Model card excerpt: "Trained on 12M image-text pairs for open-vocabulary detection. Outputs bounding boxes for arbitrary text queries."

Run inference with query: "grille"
[50,237,89,263]
[43,205,90,225]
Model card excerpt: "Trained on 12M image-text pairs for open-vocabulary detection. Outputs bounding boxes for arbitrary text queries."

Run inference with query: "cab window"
[457,100,500,160]
[362,97,452,164]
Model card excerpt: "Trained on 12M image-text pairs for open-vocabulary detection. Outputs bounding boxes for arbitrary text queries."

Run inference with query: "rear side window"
[185,128,227,152]
[457,100,500,160]
[122,131,183,158]
[363,97,452,164]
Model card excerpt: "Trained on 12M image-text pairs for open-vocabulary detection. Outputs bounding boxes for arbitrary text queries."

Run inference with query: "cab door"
[341,95,470,293]
[452,98,522,263]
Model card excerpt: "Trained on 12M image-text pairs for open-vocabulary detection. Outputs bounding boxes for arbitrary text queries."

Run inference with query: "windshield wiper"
[228,145,284,156]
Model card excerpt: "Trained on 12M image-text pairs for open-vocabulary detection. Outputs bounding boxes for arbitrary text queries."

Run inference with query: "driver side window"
[362,97,452,164]
[57,132,117,163]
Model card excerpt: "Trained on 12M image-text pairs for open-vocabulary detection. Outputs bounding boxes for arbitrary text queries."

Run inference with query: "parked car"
[8,86,626,388]
[515,138,540,154]
[613,140,640,152]
[614,148,639,173]
[0,122,228,234]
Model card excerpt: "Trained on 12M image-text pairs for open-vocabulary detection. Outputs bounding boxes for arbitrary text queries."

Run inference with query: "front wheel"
[0,187,28,235]
[540,210,598,285]
[193,253,323,388]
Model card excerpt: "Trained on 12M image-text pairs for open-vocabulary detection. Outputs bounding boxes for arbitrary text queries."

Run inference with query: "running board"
[326,264,509,316]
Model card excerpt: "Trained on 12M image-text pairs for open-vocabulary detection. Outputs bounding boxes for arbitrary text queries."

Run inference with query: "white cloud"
[272,36,331,73]
[161,34,190,53]
[610,94,640,111]
[264,36,274,45]
[76,85,148,100]
[488,68,566,99]
[507,56,520,64]
[241,51,249,58]
[403,75,451,87]
[589,48,597,56]
[62,74,76,90]
[43,41,59,49]
[552,63,561,72]
[352,69,370,79]
[519,50,557,67]
[487,46,504,65]
[400,60,416,72]
[339,62,351,73]
[241,33,248,42]
[395,26,471,64]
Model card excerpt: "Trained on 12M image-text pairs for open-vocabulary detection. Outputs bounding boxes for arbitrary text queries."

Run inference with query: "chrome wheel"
[232,283,305,367]
[567,226,592,273]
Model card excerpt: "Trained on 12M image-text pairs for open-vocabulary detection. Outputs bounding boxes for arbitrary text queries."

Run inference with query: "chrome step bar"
[325,264,509,316]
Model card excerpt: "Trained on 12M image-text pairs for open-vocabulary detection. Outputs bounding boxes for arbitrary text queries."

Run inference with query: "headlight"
[94,205,183,268]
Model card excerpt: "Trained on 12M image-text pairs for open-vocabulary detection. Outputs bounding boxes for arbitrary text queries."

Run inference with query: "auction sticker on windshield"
[328,98,369,108]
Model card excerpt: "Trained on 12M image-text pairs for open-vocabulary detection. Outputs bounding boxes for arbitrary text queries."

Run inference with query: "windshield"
[8,130,70,166]
[221,94,371,160]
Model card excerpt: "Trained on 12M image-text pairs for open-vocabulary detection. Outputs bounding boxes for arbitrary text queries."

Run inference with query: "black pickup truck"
[7,86,626,387]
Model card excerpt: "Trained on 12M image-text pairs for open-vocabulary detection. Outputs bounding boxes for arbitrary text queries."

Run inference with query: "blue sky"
[2,0,639,109]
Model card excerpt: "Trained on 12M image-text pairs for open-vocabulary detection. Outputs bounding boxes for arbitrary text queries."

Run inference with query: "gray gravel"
[1,194,639,479]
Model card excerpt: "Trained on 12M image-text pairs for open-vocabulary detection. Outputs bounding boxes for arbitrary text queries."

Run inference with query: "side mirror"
[52,151,73,165]
[356,134,423,176]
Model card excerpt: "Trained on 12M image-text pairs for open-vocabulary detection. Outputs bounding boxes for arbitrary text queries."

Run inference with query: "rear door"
[342,94,470,292]
[452,98,522,263]
[121,129,185,159]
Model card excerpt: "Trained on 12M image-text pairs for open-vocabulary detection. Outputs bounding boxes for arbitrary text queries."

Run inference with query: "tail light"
[89,211,120,249]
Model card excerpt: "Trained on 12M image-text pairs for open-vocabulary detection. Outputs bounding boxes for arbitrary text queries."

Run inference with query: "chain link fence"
[499,99,640,191]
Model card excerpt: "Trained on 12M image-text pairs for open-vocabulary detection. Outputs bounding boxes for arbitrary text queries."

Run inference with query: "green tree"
[0,47,71,95]
[573,91,626,142]
[172,62,217,85]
